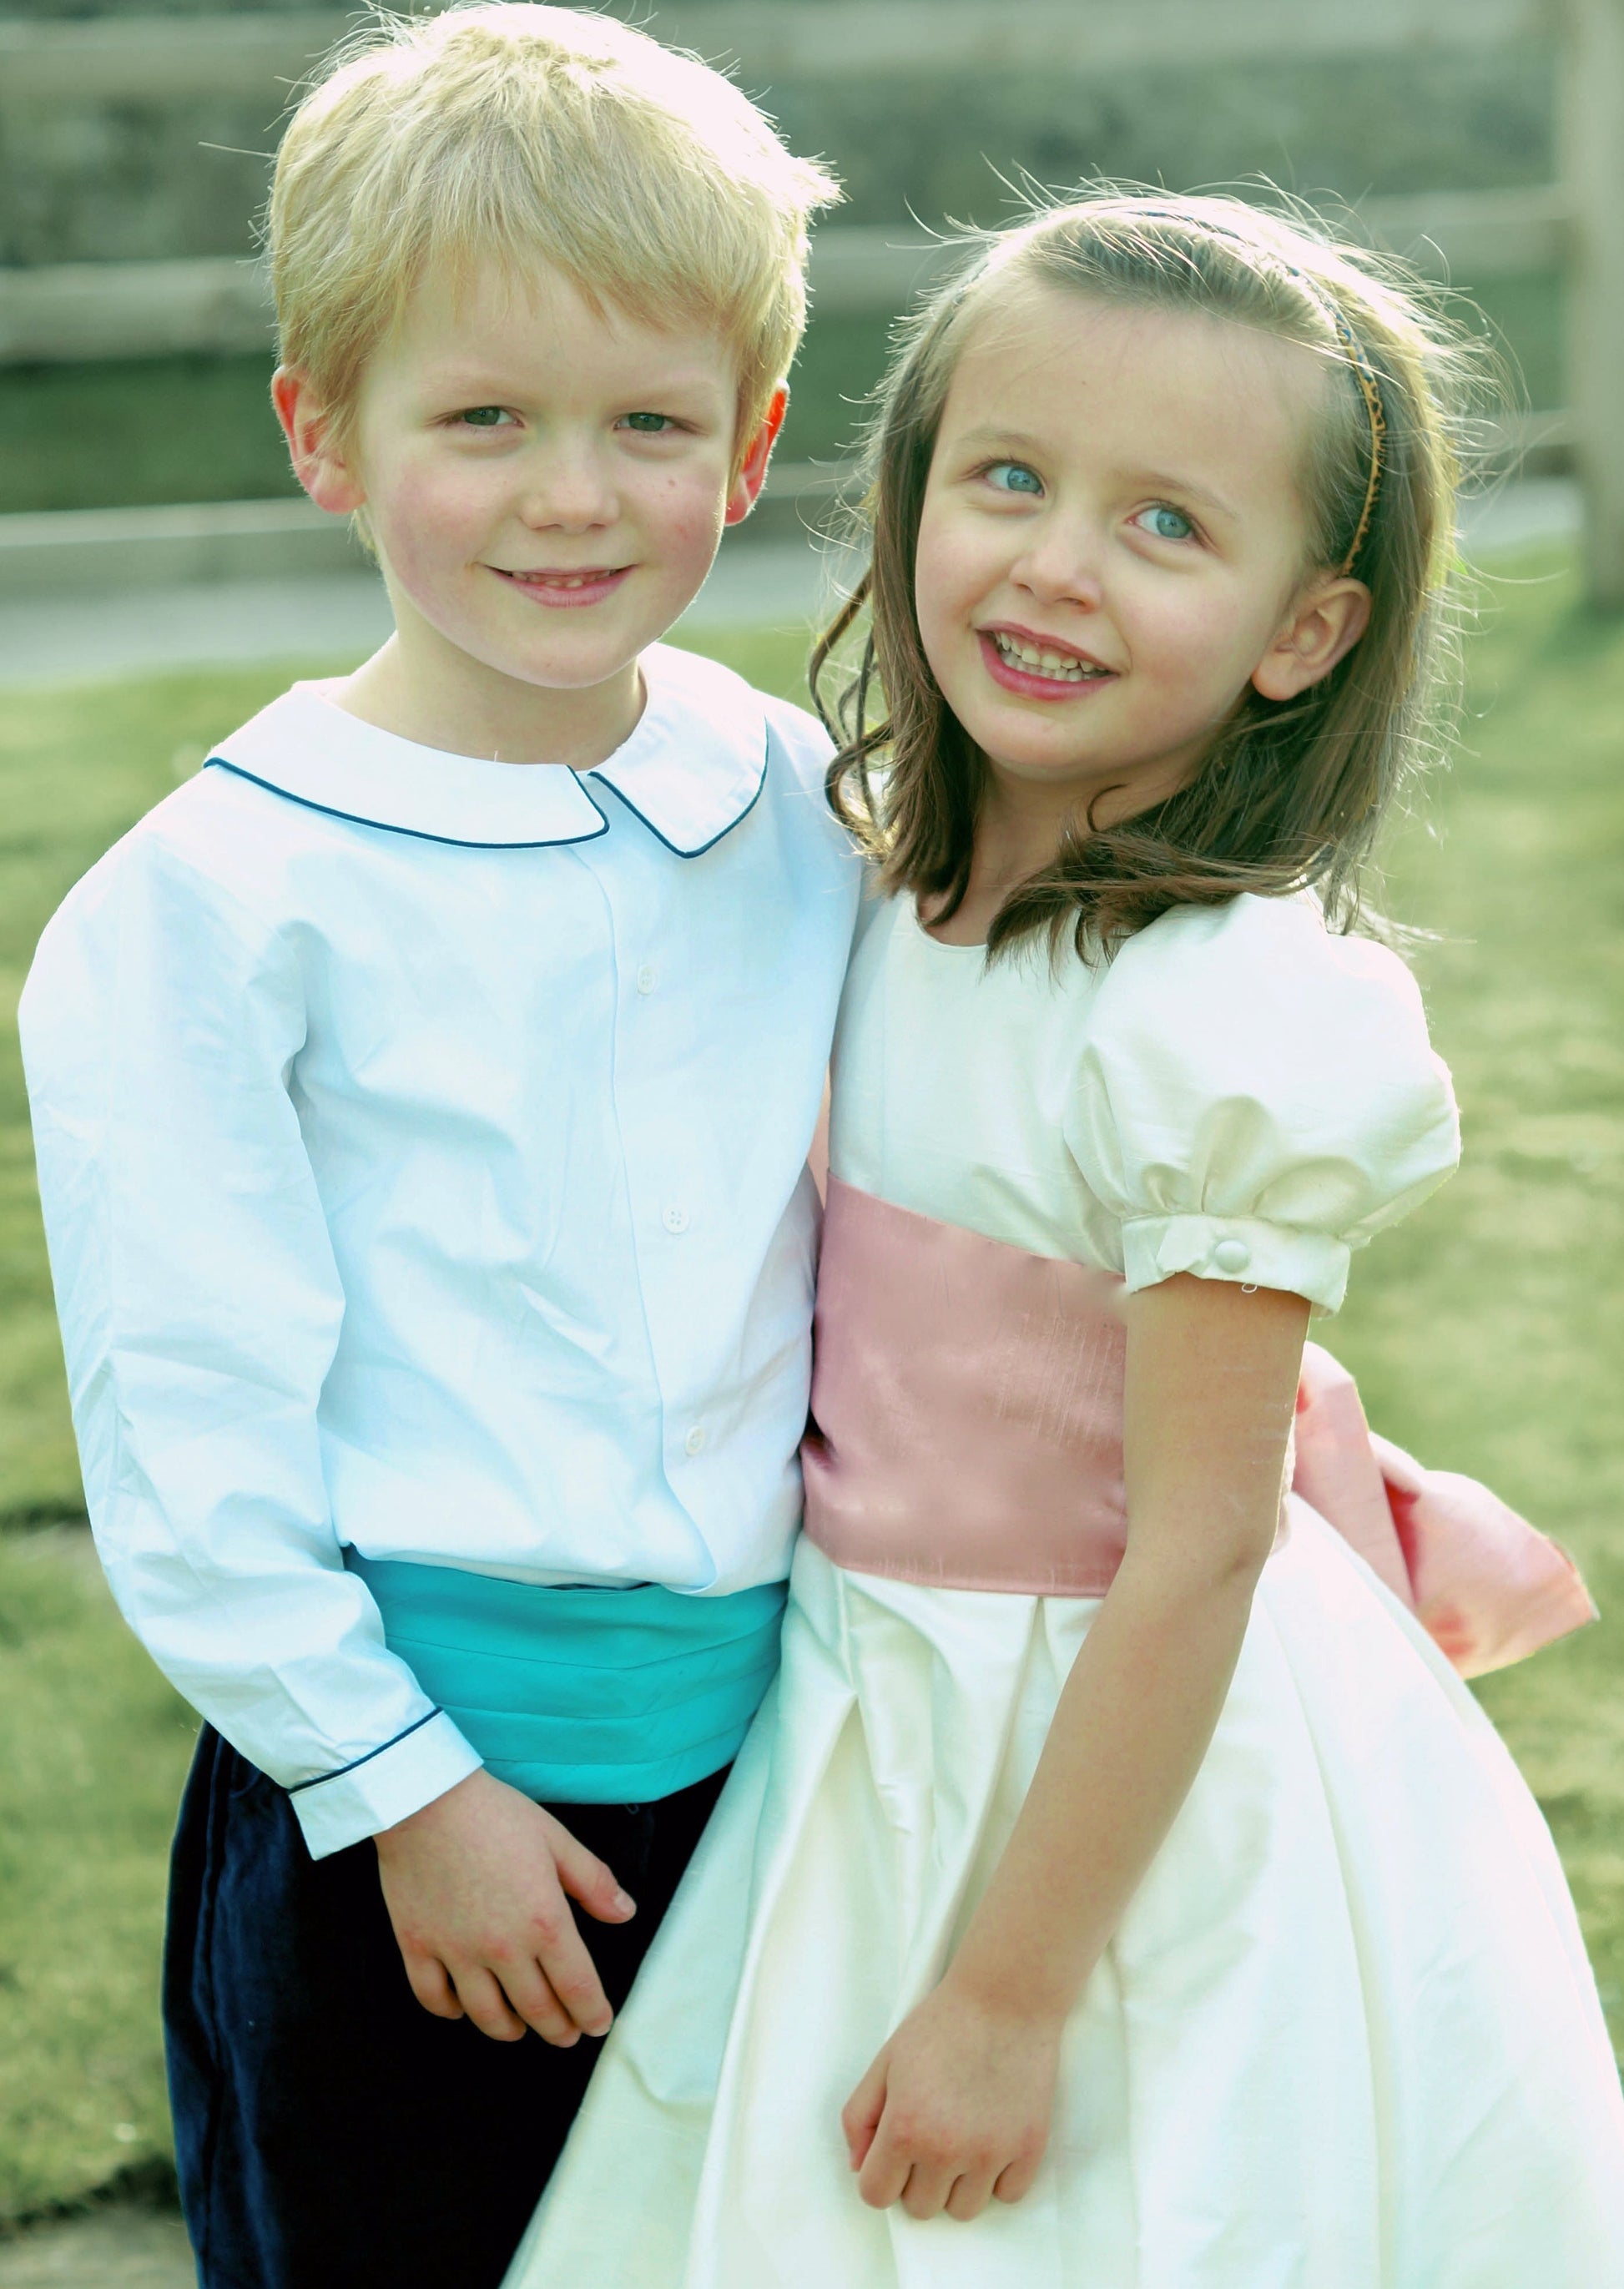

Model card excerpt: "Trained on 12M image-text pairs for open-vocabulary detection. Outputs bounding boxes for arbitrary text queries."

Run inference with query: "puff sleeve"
[1065,894,1460,1316]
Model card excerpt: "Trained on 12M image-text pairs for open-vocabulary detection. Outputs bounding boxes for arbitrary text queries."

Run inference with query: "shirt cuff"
[1120,1213,1351,1317]
[287,1707,484,1858]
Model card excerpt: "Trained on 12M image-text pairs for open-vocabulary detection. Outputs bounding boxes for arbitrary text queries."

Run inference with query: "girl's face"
[914,284,1365,825]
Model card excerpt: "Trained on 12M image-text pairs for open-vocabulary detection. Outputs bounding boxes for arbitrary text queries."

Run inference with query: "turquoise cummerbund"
[345,1551,788,1803]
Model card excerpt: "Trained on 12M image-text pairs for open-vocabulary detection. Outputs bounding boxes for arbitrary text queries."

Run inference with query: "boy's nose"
[517,447,618,532]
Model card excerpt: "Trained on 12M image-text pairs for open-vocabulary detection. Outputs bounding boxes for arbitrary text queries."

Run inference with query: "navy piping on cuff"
[285,1706,447,1793]
[204,760,611,850]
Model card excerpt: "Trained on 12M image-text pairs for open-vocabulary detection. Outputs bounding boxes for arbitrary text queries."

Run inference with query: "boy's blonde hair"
[269,3,840,460]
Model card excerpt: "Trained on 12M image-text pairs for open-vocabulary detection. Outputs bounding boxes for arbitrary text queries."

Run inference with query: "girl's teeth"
[991,633,1102,682]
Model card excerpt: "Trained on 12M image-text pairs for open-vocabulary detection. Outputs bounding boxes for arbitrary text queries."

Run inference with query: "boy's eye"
[619,412,676,435]
[1136,503,1196,542]
[456,406,513,430]
[983,461,1043,497]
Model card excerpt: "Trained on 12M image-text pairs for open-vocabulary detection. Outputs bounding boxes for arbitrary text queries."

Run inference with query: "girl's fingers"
[993,2148,1044,2206]
[840,2056,888,2170]
[945,2171,998,2223]
[855,2124,912,2212]
[899,2161,956,2221]
[448,1964,528,2043]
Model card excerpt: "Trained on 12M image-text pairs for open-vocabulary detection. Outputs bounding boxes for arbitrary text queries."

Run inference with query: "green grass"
[0,1531,199,2222]
[1,582,1621,2216]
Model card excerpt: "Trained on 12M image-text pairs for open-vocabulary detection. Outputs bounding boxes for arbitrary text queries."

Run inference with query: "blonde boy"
[19,11,855,2285]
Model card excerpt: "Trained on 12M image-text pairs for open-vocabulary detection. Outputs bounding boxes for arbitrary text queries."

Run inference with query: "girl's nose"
[1010,519,1106,611]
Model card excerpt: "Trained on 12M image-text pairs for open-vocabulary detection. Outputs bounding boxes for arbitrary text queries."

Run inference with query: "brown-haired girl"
[507,192,1624,2286]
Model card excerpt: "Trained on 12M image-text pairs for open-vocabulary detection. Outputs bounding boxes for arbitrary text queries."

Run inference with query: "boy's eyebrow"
[413,359,734,406]
[951,426,1240,522]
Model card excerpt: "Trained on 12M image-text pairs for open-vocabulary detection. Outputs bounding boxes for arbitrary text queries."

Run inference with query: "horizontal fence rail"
[0,1,1558,103]
[0,0,1619,601]
[0,193,1578,364]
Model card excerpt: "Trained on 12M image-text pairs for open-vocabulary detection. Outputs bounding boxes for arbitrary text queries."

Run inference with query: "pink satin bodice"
[801,1178,1595,1676]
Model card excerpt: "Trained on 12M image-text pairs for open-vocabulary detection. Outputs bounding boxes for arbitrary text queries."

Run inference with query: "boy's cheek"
[371,466,495,577]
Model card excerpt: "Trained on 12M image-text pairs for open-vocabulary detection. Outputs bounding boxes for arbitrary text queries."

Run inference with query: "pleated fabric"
[505,1509,1624,2288]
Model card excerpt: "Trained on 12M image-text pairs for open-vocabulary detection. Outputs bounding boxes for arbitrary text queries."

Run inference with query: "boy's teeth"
[991,632,1104,682]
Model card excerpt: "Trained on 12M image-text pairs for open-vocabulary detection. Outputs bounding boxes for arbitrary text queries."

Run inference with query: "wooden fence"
[1,0,1621,601]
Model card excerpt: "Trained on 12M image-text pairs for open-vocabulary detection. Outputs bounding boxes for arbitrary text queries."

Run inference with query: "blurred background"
[0,2,1621,2279]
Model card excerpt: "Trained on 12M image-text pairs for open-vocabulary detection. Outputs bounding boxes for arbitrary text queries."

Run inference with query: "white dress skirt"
[504,891,1624,2286]
[508,1517,1624,2286]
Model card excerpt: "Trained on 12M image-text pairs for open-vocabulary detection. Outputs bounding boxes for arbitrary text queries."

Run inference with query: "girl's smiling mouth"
[489,565,633,606]
[978,623,1117,698]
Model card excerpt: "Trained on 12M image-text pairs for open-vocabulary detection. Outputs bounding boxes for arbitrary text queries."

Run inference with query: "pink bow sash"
[802,1178,1595,1676]
[1290,1346,1596,1676]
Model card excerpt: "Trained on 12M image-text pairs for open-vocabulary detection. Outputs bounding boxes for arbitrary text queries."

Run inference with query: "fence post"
[1563,0,1624,608]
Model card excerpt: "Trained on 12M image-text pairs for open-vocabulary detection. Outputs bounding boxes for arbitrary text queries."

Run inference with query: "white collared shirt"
[21,643,860,1855]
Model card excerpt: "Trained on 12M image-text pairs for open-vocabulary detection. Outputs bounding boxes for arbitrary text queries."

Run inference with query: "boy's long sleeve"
[20,836,481,1857]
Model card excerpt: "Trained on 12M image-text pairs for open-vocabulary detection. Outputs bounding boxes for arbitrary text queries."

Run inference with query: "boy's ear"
[272,366,366,517]
[724,382,789,527]
[1251,574,1371,703]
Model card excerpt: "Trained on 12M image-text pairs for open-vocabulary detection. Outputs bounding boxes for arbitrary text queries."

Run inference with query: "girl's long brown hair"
[811,190,1485,961]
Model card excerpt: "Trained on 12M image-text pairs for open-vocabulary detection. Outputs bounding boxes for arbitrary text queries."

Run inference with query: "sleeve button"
[683,1425,708,1456]
[1213,1237,1251,1274]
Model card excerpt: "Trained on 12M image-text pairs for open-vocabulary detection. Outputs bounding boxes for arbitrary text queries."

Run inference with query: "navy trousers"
[164,1726,727,2289]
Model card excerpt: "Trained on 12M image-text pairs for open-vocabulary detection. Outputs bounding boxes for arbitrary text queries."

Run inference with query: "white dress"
[506,893,1624,2288]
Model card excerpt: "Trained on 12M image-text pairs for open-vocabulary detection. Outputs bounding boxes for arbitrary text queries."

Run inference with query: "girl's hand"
[841,1979,1062,2221]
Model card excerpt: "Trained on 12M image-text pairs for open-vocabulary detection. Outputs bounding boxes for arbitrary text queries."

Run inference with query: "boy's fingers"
[401,1951,464,2021]
[547,1824,636,1926]
[450,1964,529,2044]
[529,1914,614,2038]
[497,1960,582,2050]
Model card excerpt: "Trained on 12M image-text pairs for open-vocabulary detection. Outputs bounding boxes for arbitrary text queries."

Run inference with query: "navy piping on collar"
[588,723,770,859]
[204,758,611,851]
[286,1706,446,1793]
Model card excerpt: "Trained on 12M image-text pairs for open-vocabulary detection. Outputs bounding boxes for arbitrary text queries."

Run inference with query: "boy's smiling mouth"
[979,623,1117,698]
[489,564,634,606]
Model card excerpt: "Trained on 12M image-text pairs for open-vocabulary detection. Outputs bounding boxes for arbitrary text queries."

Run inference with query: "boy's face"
[276,259,781,762]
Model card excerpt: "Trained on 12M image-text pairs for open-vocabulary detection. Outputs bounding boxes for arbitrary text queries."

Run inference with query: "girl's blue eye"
[622,412,674,434]
[1138,503,1195,542]
[457,406,511,429]
[985,461,1043,496]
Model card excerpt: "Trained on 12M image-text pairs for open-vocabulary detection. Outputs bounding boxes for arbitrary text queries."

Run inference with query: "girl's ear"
[1251,575,1371,703]
[724,382,789,527]
[272,367,366,517]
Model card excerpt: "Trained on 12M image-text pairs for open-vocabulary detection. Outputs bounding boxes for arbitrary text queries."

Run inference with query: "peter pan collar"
[204,643,768,856]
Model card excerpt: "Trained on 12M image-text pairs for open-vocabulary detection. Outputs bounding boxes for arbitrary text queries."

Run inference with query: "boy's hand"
[841,1979,1062,2222]
[373,1767,636,2046]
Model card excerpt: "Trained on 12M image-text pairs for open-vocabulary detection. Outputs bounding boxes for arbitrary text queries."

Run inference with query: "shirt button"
[1213,1238,1251,1274]
[636,963,658,995]
[663,1203,690,1233]
[683,1425,708,1457]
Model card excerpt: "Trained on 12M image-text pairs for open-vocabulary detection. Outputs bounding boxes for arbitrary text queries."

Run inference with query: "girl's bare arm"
[843,1271,1309,2221]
